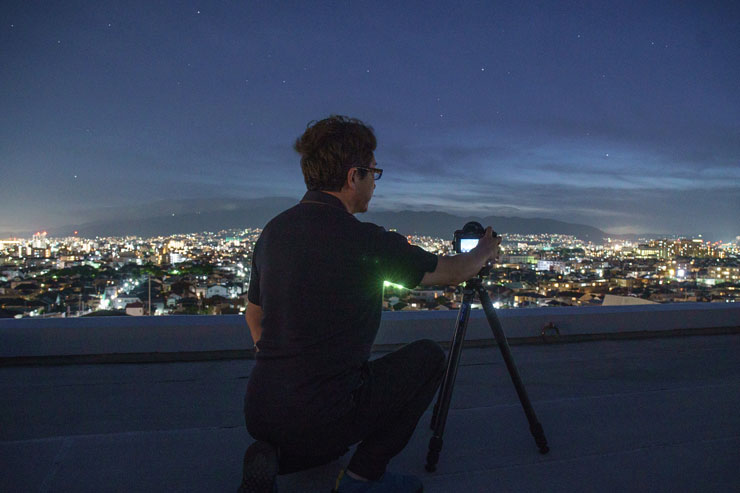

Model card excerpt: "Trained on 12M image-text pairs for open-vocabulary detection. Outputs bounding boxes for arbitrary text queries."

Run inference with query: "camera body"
[453,221,496,254]
[453,221,497,278]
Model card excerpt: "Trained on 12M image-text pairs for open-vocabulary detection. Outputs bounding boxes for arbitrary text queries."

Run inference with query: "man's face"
[353,157,377,214]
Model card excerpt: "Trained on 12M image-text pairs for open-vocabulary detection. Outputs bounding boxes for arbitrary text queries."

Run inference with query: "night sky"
[2,1,739,240]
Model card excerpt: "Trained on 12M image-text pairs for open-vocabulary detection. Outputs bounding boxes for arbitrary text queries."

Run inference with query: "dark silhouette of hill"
[363,211,608,242]
[47,197,297,238]
[36,196,609,242]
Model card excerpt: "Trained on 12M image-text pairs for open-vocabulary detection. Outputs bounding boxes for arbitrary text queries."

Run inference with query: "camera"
[453,221,496,254]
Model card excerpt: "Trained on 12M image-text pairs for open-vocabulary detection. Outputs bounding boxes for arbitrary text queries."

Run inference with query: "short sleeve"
[374,229,438,288]
[247,252,260,305]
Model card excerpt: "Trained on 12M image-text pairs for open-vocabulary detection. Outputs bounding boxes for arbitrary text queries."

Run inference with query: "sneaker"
[332,469,423,492]
[238,440,279,493]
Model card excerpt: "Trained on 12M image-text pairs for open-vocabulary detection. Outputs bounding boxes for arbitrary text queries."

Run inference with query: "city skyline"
[2,1,739,240]
[2,227,737,320]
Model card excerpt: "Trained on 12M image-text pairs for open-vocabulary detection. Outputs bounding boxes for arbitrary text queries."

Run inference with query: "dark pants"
[247,339,446,480]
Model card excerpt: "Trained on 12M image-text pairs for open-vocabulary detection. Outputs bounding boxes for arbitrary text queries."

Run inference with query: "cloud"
[373,166,739,239]
[378,121,740,197]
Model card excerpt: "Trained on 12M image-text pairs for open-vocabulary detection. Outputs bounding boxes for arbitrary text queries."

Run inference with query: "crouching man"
[240,115,500,492]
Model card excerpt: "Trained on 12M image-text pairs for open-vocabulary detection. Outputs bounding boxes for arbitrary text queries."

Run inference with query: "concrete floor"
[2,334,739,492]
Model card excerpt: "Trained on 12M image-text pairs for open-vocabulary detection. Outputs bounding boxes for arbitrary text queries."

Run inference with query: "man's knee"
[411,338,445,374]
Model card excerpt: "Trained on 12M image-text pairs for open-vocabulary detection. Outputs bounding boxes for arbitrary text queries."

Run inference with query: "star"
[481,67,485,71]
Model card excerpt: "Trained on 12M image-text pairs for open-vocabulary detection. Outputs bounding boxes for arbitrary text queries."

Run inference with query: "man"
[241,115,500,492]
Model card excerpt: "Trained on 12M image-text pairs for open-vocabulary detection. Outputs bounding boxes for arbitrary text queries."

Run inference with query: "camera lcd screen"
[460,238,479,253]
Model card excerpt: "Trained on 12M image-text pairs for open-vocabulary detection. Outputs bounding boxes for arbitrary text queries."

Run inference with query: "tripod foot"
[530,421,550,454]
[425,435,442,472]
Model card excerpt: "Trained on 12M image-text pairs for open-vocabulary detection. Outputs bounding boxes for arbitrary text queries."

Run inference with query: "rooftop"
[1,304,739,492]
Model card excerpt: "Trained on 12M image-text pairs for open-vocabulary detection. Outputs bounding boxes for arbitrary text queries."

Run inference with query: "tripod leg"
[430,295,469,431]
[477,287,550,454]
[426,290,474,472]
[430,313,461,431]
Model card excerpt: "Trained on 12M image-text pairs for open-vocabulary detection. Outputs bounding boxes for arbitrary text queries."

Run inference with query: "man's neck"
[322,190,355,214]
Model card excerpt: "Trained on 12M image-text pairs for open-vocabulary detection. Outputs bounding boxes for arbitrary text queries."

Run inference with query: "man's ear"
[346,168,358,190]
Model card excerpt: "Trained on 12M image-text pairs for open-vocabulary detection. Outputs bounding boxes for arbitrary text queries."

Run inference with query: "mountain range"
[4,197,619,243]
[364,211,608,242]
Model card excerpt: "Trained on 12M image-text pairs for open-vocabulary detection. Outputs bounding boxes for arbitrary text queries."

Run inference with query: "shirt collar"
[300,191,349,212]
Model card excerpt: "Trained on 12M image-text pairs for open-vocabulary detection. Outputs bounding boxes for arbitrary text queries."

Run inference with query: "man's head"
[295,115,377,191]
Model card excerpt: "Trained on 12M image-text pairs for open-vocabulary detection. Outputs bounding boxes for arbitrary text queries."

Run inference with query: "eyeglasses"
[354,166,383,180]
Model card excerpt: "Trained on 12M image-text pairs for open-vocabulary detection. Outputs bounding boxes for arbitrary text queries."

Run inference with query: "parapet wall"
[376,302,740,345]
[0,303,738,363]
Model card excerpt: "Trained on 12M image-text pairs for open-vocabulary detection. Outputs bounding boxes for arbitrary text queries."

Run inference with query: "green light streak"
[383,280,408,290]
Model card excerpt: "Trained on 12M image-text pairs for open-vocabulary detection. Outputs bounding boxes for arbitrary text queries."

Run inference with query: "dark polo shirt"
[245,191,438,429]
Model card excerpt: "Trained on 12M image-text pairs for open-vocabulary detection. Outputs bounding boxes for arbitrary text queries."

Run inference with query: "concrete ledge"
[1,303,738,365]
[3,327,740,367]
[0,314,248,358]
[375,302,740,344]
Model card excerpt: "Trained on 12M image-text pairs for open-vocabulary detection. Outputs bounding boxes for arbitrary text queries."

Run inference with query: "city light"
[0,230,737,318]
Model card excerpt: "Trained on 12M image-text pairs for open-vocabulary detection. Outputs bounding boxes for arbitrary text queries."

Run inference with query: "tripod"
[425,276,550,472]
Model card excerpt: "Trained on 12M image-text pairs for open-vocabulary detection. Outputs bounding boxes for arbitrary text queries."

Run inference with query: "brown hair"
[294,115,377,191]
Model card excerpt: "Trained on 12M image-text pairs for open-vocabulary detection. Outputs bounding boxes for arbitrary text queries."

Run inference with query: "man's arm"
[420,226,501,286]
[245,302,264,348]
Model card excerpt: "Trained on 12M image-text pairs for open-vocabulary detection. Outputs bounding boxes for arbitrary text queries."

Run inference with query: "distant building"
[206,285,229,299]
[409,289,444,302]
[602,294,658,306]
[167,293,182,307]
[169,253,185,264]
[513,292,547,307]
[125,301,144,316]
[104,286,117,299]
[537,260,568,273]
[635,245,660,258]
[113,296,141,310]
[501,254,537,265]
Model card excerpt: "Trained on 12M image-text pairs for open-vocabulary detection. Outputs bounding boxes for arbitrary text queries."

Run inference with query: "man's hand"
[472,226,501,265]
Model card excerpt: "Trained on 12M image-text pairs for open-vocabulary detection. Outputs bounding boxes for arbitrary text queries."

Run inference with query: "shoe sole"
[240,441,278,493]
